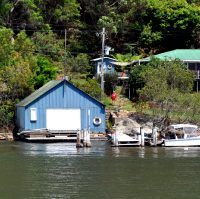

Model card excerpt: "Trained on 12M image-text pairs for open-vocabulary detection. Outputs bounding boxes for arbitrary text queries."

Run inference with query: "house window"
[197,63,200,70]
[30,108,37,121]
[98,62,106,74]
[188,63,195,71]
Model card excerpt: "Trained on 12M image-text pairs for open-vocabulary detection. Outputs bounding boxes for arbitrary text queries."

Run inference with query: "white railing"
[194,70,200,79]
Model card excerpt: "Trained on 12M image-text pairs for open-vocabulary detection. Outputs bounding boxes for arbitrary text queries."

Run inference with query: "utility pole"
[100,27,105,93]
[64,29,67,78]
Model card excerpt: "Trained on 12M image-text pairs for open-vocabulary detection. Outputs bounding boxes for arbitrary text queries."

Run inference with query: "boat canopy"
[169,124,198,134]
[170,124,197,129]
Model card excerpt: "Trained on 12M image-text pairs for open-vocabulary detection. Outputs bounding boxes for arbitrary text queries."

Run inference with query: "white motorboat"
[164,124,200,147]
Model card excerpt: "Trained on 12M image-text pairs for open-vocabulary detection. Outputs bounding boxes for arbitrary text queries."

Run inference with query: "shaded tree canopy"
[0,1,200,128]
[139,60,194,117]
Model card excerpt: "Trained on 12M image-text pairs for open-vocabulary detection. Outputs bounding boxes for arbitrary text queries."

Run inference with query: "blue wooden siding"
[16,106,25,131]
[93,57,116,75]
[18,81,105,133]
[97,58,115,74]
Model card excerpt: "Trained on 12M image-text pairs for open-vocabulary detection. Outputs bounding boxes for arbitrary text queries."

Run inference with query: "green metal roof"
[17,80,62,107]
[142,49,200,62]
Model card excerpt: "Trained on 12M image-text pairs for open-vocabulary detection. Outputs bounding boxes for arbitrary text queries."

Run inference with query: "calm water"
[0,141,200,199]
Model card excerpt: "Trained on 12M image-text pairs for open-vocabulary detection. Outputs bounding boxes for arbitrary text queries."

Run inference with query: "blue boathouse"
[16,79,105,134]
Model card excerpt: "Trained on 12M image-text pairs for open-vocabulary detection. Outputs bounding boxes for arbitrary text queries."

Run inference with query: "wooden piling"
[83,130,87,147]
[153,128,157,146]
[113,132,119,146]
[86,130,91,147]
[140,127,145,147]
[76,130,83,148]
[82,130,92,148]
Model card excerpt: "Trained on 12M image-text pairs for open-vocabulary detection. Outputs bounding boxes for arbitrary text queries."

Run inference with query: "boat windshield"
[170,124,198,138]
[183,127,198,137]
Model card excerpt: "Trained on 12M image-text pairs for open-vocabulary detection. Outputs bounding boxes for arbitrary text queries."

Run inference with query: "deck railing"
[194,70,200,79]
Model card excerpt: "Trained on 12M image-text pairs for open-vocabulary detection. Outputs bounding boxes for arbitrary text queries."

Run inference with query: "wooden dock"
[18,129,78,142]
[108,132,140,147]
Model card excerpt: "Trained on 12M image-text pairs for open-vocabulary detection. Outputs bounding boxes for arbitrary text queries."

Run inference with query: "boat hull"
[164,138,200,147]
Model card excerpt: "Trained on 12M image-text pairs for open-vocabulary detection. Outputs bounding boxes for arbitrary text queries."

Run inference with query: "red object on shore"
[111,92,117,101]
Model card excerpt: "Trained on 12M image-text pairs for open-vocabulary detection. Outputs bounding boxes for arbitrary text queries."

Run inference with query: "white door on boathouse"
[46,109,81,130]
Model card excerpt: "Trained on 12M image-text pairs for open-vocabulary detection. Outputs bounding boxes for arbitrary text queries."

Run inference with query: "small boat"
[163,124,200,147]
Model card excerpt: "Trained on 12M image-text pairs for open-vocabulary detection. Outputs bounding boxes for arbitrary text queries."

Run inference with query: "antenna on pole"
[101,27,105,94]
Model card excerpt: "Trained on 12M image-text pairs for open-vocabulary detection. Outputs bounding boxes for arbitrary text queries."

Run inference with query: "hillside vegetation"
[0,0,200,130]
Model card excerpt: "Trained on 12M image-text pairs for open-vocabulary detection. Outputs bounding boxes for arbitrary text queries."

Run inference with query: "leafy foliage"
[0,28,14,67]
[129,64,149,98]
[32,31,64,61]
[0,1,200,129]
[139,60,194,118]
[104,72,119,95]
[33,56,57,89]
[72,78,102,100]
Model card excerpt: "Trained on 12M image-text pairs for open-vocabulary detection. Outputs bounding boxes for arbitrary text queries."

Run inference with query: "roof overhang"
[91,57,117,62]
[110,61,133,66]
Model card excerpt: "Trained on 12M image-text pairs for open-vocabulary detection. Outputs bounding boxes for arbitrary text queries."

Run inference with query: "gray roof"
[17,80,62,107]
[17,79,105,107]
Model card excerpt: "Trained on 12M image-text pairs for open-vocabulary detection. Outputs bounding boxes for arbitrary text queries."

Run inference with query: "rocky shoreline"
[109,111,156,135]
[0,132,14,141]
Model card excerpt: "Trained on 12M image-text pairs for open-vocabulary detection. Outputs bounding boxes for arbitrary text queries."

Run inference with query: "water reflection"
[1,141,200,199]
[24,143,79,157]
[110,145,200,159]
[2,141,200,159]
[163,147,200,158]
[22,141,107,157]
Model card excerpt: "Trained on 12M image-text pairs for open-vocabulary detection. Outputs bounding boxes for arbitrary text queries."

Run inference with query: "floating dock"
[108,132,140,147]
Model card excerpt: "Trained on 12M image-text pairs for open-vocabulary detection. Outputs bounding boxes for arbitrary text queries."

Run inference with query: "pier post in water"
[140,127,145,147]
[86,130,91,147]
[76,130,83,148]
[140,128,144,146]
[82,130,91,147]
[153,128,157,146]
[113,132,119,146]
[83,129,87,147]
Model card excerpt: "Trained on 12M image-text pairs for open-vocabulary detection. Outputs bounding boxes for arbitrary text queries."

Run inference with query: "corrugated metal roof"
[17,80,62,107]
[17,79,105,107]
[142,49,200,61]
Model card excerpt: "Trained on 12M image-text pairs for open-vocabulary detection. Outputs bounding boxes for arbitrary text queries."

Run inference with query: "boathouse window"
[30,108,37,121]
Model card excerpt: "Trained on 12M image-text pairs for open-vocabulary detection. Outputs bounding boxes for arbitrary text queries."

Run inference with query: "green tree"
[0,28,14,67]
[0,0,11,26]
[0,52,34,101]
[72,78,102,100]
[33,56,57,89]
[14,30,36,59]
[104,72,118,96]
[139,60,194,118]
[140,0,200,50]
[129,64,148,98]
[71,53,90,74]
[4,0,80,31]
[32,31,64,61]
